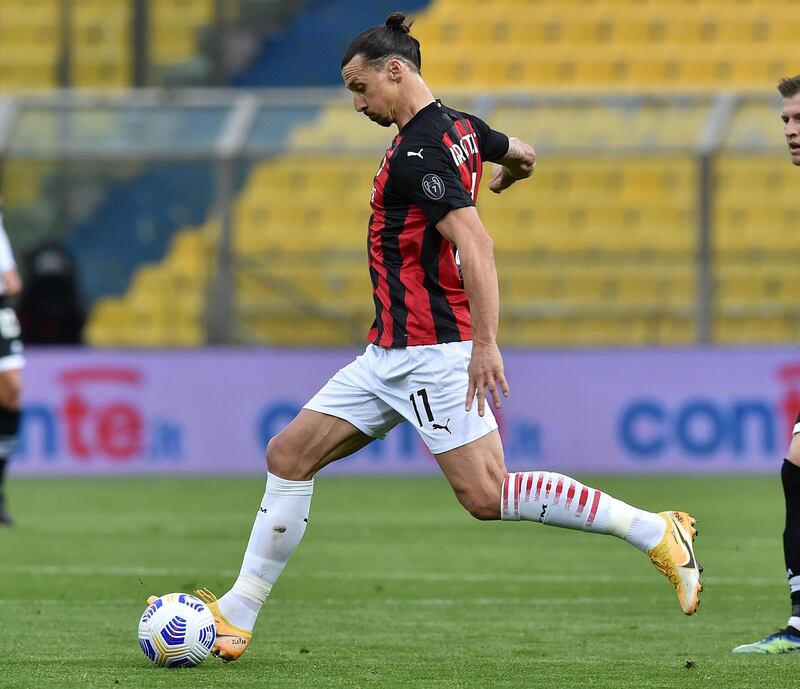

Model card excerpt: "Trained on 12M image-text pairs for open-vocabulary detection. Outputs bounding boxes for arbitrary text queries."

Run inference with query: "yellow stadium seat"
[412,0,800,90]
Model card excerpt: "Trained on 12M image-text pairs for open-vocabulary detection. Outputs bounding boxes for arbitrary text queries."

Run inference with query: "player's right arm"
[488,137,536,194]
[437,207,508,417]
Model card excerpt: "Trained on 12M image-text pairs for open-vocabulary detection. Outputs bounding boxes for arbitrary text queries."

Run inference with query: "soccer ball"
[137,593,216,667]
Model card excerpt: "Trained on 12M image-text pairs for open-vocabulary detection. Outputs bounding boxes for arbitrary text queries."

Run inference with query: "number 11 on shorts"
[409,388,434,427]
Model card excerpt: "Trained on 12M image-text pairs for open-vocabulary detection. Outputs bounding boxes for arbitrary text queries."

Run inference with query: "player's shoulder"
[396,104,464,157]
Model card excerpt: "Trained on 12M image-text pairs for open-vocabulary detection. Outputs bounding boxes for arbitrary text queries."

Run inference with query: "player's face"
[781,93,800,165]
[342,56,396,128]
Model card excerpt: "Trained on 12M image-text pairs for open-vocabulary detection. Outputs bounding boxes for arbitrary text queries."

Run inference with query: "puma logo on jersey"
[432,418,451,434]
[407,148,424,158]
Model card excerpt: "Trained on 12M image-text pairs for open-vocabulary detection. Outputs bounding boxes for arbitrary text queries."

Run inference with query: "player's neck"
[394,81,435,132]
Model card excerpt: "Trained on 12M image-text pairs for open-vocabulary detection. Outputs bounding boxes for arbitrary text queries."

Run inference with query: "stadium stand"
[413,1,798,91]
[150,0,214,70]
[0,0,216,91]
[71,0,130,89]
[71,162,217,308]
[87,223,217,346]
[713,152,800,343]
[83,0,799,346]
[233,0,431,87]
[0,0,60,91]
[0,0,217,237]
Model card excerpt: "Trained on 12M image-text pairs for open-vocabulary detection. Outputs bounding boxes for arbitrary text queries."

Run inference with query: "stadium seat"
[711,152,800,342]
[149,0,216,79]
[85,223,217,347]
[0,0,216,92]
[412,1,800,90]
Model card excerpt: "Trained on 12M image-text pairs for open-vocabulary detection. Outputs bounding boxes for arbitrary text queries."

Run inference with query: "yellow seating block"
[411,1,800,89]
[86,222,217,347]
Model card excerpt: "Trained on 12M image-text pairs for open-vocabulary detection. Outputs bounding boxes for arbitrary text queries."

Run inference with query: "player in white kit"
[0,202,25,526]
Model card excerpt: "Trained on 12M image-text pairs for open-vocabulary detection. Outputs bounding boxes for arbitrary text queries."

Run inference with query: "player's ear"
[387,58,404,81]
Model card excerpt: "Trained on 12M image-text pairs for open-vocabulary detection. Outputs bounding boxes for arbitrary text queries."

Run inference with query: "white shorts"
[0,305,24,372]
[304,341,498,455]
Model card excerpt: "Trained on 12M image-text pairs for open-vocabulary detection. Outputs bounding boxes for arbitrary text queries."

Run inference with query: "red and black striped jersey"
[367,100,509,347]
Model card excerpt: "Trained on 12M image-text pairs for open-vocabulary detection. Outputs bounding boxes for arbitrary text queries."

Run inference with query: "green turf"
[0,474,796,688]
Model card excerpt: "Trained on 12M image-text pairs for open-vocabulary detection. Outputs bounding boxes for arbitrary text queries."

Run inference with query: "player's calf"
[500,471,702,615]
[445,463,504,521]
[500,471,665,551]
[454,487,501,521]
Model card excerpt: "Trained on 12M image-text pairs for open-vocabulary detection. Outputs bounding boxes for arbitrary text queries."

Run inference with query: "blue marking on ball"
[167,656,194,668]
[139,638,157,662]
[178,594,206,613]
[140,598,162,624]
[198,623,216,650]
[159,615,187,646]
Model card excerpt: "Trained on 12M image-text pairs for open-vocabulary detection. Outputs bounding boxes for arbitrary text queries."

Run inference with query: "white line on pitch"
[0,563,780,587]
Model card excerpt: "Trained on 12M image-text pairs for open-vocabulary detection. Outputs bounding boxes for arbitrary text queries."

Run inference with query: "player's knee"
[265,433,308,481]
[0,374,21,410]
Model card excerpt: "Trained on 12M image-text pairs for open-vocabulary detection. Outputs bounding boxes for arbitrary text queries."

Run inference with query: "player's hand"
[465,341,510,417]
[2,269,21,296]
[490,139,536,194]
[488,164,512,194]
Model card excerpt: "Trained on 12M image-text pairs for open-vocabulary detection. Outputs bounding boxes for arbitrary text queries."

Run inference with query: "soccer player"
[153,14,703,660]
[0,199,25,526]
[732,76,800,654]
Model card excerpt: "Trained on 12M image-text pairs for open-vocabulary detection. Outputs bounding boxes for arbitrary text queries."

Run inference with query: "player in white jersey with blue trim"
[0,202,24,526]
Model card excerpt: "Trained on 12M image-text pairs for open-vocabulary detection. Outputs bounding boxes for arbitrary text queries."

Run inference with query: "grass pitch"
[0,474,796,689]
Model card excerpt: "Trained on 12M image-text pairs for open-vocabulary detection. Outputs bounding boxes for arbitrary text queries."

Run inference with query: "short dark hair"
[778,76,800,98]
[341,12,421,73]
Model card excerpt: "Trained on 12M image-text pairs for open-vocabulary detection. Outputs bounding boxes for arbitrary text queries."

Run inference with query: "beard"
[366,112,393,127]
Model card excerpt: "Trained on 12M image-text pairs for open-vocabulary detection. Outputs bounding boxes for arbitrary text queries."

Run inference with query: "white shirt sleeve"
[0,213,16,273]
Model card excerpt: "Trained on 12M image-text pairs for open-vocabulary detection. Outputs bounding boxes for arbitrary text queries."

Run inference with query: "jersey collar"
[399,99,441,132]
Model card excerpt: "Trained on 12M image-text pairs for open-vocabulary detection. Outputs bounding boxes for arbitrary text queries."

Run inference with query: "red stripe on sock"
[524,473,534,502]
[544,477,552,499]
[514,473,522,517]
[534,473,544,501]
[554,477,564,505]
[565,481,576,509]
[502,474,510,517]
[576,487,589,517]
[585,490,602,527]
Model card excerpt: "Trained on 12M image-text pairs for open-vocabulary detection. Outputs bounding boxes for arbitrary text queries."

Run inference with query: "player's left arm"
[437,206,508,417]
[488,136,536,194]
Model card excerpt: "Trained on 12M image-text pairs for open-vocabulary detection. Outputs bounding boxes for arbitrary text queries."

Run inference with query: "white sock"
[218,472,314,631]
[788,616,800,632]
[500,471,665,553]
